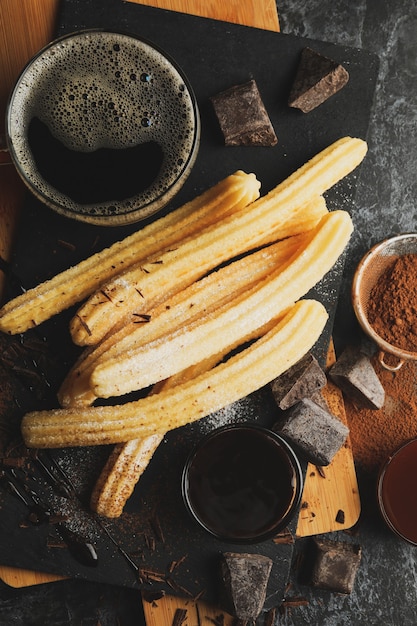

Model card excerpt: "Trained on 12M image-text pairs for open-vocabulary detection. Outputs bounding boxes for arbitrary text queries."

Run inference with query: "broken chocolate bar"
[307,537,362,594]
[220,552,272,621]
[328,345,385,409]
[273,397,349,466]
[288,47,349,113]
[270,352,327,410]
[210,79,278,146]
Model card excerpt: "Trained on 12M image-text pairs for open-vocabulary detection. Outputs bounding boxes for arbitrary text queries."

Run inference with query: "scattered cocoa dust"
[346,356,417,473]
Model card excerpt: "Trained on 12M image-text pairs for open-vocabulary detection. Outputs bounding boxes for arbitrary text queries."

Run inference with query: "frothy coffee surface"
[8,30,199,221]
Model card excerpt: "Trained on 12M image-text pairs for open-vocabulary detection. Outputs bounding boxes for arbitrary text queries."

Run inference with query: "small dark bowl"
[377,438,417,545]
[182,424,303,544]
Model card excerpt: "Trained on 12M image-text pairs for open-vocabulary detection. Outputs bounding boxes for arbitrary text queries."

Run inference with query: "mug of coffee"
[6,29,200,225]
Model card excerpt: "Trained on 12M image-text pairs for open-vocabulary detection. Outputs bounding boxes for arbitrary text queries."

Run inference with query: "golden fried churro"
[68,200,314,347]
[58,217,321,408]
[91,210,352,399]
[91,434,164,518]
[21,299,328,449]
[69,136,366,346]
[0,171,260,335]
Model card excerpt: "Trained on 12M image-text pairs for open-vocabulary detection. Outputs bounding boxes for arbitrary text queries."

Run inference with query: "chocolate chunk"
[172,608,188,626]
[270,352,327,410]
[220,552,272,621]
[210,79,277,146]
[273,397,349,466]
[328,345,385,409]
[288,47,349,113]
[307,538,362,594]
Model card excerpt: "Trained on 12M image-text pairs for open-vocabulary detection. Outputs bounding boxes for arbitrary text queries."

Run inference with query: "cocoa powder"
[348,253,417,471]
[346,356,417,472]
[367,253,417,352]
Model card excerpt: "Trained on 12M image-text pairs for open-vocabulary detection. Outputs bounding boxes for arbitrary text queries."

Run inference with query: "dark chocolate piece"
[220,552,272,621]
[270,352,327,410]
[288,47,349,113]
[210,79,277,146]
[308,538,362,594]
[172,608,187,626]
[328,345,385,409]
[273,397,349,466]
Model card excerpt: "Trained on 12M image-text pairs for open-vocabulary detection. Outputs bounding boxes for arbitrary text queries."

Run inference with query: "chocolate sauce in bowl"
[182,424,303,543]
[378,438,417,545]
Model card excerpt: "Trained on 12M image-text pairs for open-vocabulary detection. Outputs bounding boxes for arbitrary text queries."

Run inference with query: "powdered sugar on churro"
[199,394,264,433]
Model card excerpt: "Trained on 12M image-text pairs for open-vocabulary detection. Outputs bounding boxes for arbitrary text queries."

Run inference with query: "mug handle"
[378,350,405,372]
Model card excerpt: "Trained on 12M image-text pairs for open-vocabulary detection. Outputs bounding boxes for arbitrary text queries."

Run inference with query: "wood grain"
[0,5,360,620]
[0,566,66,588]
[0,0,59,277]
[143,596,235,626]
[0,0,59,141]
[128,0,280,31]
[296,342,361,537]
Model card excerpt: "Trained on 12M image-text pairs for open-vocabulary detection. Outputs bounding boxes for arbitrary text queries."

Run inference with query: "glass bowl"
[6,29,200,226]
[182,424,303,543]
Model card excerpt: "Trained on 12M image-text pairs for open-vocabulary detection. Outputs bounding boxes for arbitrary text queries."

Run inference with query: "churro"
[22,299,328,448]
[91,434,164,518]
[69,137,367,346]
[0,171,260,335]
[58,218,322,408]
[22,300,328,448]
[91,210,352,399]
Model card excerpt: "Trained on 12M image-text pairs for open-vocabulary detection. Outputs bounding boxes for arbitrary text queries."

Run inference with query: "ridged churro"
[58,217,323,408]
[91,434,164,518]
[91,210,352,399]
[0,171,260,335]
[69,137,367,346]
[21,299,328,449]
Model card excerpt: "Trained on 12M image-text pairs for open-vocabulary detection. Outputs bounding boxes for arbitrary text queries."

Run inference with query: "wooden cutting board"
[0,0,360,620]
[142,341,360,624]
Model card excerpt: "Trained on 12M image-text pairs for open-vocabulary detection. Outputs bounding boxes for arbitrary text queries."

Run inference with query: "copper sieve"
[352,233,417,371]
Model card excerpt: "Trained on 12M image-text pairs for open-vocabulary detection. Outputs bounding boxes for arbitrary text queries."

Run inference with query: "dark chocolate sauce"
[379,438,417,544]
[28,117,163,204]
[184,426,300,541]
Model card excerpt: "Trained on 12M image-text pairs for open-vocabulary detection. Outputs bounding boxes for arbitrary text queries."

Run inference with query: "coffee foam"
[8,30,199,220]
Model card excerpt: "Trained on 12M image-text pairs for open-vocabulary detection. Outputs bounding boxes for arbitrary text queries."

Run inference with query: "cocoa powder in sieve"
[367,253,417,352]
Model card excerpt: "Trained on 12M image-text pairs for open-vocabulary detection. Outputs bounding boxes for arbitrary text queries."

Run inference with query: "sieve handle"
[378,350,405,372]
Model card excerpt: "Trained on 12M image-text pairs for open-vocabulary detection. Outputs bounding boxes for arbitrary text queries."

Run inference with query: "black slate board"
[0,0,379,614]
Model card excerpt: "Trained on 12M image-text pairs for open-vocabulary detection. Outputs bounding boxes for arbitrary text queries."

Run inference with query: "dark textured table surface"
[2,1,417,624]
